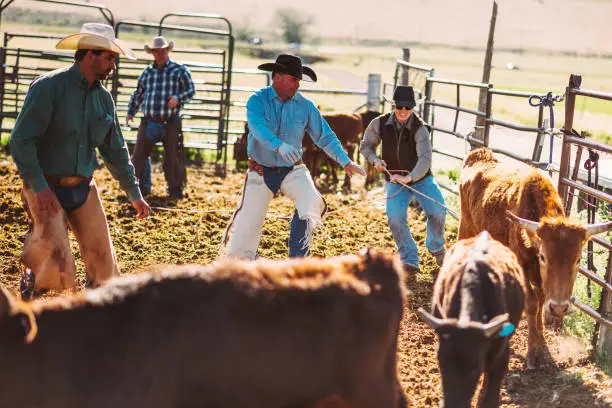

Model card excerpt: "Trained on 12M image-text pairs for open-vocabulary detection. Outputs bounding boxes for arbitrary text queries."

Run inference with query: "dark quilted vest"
[380,112,432,182]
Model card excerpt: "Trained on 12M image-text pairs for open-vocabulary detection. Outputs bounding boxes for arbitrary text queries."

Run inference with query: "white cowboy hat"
[144,36,175,54]
[56,23,136,60]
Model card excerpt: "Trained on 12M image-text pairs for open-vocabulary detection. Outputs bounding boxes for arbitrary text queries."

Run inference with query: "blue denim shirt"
[246,86,350,168]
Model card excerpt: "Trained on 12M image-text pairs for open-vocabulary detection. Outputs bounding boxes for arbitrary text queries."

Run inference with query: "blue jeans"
[261,166,310,259]
[386,175,446,268]
[139,157,152,196]
[288,209,309,258]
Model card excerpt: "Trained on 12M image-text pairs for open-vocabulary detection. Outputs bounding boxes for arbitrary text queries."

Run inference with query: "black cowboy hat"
[384,85,416,109]
[257,54,317,82]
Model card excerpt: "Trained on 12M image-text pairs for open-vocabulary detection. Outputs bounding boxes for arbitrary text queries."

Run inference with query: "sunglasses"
[394,105,411,111]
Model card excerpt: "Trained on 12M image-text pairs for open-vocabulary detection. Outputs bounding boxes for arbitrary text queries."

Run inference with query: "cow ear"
[482,313,511,338]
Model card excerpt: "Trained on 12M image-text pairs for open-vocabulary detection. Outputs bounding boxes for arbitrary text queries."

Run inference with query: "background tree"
[275,8,313,45]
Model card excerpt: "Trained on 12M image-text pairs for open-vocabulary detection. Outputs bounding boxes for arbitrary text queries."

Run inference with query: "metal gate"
[0,0,115,144]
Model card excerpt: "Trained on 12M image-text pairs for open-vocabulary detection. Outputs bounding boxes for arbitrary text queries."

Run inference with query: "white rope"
[382,169,460,220]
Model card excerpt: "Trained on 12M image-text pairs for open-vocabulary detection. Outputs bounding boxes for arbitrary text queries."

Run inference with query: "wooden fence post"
[475,0,497,145]
[367,73,381,112]
[400,48,410,86]
[559,74,581,212]
[597,254,612,355]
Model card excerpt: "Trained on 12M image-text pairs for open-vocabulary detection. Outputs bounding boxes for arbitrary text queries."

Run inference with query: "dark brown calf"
[459,148,612,367]
[0,250,407,408]
[420,231,525,408]
[304,111,379,190]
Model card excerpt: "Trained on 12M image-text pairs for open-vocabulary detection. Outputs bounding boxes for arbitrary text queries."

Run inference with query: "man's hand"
[132,199,150,219]
[344,161,366,177]
[34,188,62,220]
[390,174,412,185]
[167,96,179,109]
[126,115,134,126]
[277,142,301,163]
[372,158,387,172]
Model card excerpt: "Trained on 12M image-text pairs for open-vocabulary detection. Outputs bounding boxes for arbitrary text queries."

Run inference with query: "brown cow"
[458,148,612,367]
[0,250,407,408]
[304,111,380,190]
[419,231,525,408]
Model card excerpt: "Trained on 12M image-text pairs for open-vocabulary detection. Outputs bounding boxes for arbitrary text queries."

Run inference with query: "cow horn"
[506,211,539,233]
[481,313,509,338]
[11,302,38,344]
[417,307,444,330]
[585,220,612,239]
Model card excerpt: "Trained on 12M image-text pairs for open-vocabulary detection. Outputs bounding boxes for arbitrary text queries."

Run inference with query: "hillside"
[7,0,612,55]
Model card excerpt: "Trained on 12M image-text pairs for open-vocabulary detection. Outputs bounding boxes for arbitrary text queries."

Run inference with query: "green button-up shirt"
[10,63,141,202]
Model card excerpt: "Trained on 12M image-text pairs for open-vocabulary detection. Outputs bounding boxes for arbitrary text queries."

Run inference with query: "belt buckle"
[58,177,86,188]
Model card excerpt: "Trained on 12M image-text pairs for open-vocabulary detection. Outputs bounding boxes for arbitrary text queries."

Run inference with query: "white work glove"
[277,142,301,163]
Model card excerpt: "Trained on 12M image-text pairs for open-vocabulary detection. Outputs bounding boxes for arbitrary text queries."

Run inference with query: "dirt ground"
[0,157,610,407]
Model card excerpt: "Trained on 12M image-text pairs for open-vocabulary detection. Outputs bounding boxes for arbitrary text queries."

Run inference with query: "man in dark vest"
[360,86,446,273]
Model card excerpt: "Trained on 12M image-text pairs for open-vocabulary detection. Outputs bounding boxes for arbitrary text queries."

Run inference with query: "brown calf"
[0,250,407,408]
[304,111,380,190]
[420,231,525,408]
[458,148,612,367]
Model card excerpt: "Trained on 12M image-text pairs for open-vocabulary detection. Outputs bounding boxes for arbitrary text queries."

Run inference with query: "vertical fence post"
[367,73,381,112]
[559,74,581,212]
[476,0,497,144]
[483,85,493,148]
[0,45,5,144]
[423,71,434,125]
[400,48,410,86]
[597,254,612,355]
[532,106,545,162]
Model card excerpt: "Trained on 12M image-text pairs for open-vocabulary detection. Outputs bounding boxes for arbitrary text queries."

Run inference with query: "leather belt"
[146,115,172,123]
[248,158,303,175]
[45,175,91,188]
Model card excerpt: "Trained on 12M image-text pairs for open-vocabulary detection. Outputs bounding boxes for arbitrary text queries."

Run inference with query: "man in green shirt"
[9,23,150,299]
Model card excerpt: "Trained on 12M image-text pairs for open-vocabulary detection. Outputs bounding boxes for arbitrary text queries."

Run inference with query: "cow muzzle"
[545,299,571,318]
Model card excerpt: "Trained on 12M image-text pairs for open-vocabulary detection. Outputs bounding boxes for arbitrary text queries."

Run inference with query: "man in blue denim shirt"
[222,54,365,260]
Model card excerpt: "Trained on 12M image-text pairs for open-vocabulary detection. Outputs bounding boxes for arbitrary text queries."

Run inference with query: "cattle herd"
[1,146,611,407]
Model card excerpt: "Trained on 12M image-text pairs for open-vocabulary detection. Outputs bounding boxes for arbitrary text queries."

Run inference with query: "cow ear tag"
[498,322,515,337]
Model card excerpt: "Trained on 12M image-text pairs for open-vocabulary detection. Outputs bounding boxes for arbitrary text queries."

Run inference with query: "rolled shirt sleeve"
[409,125,432,181]
[98,111,143,202]
[177,66,196,105]
[127,71,146,117]
[246,93,284,152]
[359,116,382,165]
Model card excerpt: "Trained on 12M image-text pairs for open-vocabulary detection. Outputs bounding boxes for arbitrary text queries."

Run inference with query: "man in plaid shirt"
[127,36,195,199]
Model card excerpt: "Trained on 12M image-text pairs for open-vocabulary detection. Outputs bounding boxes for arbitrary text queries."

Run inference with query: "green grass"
[592,131,612,145]
[563,208,610,359]
[594,352,612,376]
[564,272,600,340]
[494,84,612,115]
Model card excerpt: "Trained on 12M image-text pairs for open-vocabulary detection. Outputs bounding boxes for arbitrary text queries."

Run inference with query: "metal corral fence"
[0,0,381,176]
[392,56,612,352]
[557,74,612,354]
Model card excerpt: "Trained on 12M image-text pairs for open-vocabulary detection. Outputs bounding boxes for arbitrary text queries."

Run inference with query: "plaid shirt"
[127,59,195,120]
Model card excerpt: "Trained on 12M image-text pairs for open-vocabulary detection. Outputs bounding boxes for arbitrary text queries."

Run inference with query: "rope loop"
[584,149,600,171]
